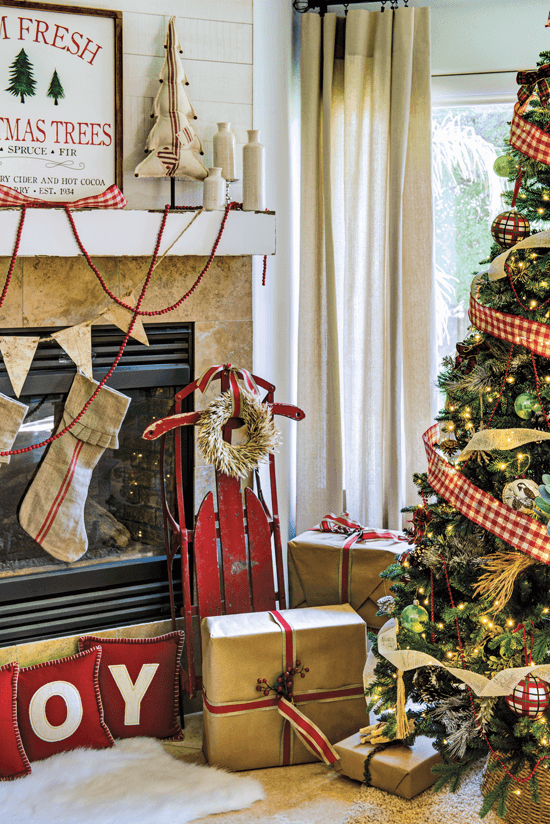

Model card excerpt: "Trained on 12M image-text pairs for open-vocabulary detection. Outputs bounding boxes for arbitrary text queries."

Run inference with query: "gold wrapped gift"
[334,732,442,798]
[202,604,367,771]
[288,529,404,628]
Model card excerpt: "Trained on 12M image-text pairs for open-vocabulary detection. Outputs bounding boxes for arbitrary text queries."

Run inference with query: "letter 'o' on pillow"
[78,631,184,740]
[0,662,31,780]
[17,647,114,763]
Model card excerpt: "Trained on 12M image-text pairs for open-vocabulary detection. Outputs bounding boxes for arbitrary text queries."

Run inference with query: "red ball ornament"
[491,211,530,249]
[505,674,550,719]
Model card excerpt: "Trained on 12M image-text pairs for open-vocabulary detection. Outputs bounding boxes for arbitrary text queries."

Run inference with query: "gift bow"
[196,363,260,417]
[318,512,407,547]
[0,183,126,210]
[517,64,550,110]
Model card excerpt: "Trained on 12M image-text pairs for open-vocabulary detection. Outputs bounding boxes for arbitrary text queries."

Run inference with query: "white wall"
[55,0,254,209]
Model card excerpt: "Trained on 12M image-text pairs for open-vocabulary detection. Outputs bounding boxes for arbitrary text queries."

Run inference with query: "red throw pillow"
[17,647,114,763]
[0,662,31,780]
[78,631,184,740]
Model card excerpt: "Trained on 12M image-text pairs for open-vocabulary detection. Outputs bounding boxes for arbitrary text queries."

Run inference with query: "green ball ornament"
[514,392,541,420]
[493,155,514,178]
[400,602,429,633]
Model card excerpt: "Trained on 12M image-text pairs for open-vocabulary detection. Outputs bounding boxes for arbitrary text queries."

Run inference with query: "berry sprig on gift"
[256,660,309,701]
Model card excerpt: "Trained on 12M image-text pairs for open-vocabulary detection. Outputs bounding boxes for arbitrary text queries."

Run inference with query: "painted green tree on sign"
[47,69,64,105]
[6,49,36,104]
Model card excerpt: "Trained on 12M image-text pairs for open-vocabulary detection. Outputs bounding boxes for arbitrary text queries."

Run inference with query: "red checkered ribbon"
[516,64,550,109]
[0,183,126,210]
[316,513,405,603]
[196,363,260,417]
[202,610,363,767]
[423,423,550,565]
[469,291,550,359]
[510,101,550,166]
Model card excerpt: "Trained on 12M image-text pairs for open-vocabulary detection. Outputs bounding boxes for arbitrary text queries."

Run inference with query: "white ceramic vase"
[213,122,236,181]
[203,167,225,211]
[242,129,265,212]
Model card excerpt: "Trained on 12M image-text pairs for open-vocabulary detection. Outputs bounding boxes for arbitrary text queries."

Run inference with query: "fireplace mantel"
[0,209,276,257]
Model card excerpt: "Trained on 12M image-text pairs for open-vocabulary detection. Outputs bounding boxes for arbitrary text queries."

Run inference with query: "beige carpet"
[168,715,500,824]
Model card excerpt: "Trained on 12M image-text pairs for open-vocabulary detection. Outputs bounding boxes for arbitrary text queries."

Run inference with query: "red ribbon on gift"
[0,183,126,210]
[315,512,406,604]
[196,363,260,417]
[202,610,364,767]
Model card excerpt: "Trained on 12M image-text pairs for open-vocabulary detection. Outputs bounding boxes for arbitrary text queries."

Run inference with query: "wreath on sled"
[197,390,282,479]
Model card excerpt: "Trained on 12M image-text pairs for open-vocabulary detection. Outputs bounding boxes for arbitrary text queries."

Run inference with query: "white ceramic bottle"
[213,122,236,181]
[242,129,265,212]
[203,167,225,210]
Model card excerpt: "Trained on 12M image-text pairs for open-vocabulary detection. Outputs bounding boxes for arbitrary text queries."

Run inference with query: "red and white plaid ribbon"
[510,101,550,166]
[0,183,126,210]
[196,363,260,417]
[469,291,550,359]
[424,423,550,565]
[315,513,405,605]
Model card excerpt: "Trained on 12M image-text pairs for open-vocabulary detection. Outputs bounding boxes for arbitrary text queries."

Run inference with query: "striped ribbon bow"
[0,183,126,210]
[517,64,550,109]
[196,363,260,416]
[318,512,406,545]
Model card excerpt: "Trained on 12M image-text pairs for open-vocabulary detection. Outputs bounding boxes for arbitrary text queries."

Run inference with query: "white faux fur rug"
[0,737,264,824]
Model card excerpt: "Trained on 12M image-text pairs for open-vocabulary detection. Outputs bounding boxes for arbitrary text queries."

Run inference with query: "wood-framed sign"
[0,1,122,201]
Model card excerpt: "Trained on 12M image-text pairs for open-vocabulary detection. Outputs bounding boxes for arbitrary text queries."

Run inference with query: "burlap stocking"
[19,374,131,563]
[0,393,28,464]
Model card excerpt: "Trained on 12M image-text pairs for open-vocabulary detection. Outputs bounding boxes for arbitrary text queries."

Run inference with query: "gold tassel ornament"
[473,551,537,612]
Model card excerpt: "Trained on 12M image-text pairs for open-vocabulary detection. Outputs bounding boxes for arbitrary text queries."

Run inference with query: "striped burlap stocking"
[0,393,28,464]
[19,374,131,563]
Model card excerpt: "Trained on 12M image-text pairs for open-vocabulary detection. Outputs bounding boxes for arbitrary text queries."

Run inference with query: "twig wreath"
[197,390,282,478]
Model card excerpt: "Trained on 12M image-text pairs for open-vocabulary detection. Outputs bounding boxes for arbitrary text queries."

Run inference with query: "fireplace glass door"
[0,324,193,645]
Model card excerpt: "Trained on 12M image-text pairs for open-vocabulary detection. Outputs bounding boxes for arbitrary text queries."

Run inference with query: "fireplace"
[0,323,193,646]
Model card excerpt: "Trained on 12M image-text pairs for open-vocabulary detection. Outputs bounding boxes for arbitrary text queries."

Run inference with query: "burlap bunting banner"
[52,322,93,380]
[101,292,149,346]
[0,336,40,397]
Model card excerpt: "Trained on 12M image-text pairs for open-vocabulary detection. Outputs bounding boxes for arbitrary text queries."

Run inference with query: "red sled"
[142,365,305,700]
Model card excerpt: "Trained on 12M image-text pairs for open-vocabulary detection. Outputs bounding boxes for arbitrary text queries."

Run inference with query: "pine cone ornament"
[412,666,464,704]
[531,408,549,430]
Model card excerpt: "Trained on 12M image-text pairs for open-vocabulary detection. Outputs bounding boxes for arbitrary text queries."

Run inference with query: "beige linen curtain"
[297,7,436,534]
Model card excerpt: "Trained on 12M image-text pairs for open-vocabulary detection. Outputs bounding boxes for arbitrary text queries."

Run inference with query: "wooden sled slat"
[245,486,277,612]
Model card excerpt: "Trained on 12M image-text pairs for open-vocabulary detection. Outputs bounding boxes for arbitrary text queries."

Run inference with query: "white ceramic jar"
[203,167,225,210]
[242,129,265,212]
[213,122,236,181]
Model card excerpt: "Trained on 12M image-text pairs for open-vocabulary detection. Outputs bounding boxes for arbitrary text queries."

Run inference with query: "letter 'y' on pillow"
[78,632,184,740]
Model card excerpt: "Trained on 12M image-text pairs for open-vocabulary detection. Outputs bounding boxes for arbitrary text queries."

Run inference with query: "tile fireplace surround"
[0,209,276,573]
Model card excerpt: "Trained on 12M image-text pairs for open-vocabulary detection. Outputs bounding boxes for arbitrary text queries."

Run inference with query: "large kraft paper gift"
[202,604,367,771]
[288,527,405,628]
[334,732,442,798]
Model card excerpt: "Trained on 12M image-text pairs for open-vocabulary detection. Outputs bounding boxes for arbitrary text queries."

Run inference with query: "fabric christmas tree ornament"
[19,374,131,563]
[0,393,28,465]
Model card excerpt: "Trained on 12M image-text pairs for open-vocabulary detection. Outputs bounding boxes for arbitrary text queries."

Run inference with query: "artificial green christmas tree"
[47,69,64,105]
[5,49,36,104]
[366,50,550,820]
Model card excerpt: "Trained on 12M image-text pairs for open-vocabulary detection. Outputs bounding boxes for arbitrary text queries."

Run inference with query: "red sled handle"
[141,403,305,441]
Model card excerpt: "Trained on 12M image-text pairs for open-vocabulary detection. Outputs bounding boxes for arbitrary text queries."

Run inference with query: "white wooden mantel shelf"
[0,209,276,257]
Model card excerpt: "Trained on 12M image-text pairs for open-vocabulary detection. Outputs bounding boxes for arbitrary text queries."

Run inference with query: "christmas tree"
[365,51,550,819]
[5,49,36,104]
[47,69,64,105]
[134,16,207,181]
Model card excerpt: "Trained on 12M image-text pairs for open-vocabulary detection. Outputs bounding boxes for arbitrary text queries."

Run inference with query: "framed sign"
[0,1,122,201]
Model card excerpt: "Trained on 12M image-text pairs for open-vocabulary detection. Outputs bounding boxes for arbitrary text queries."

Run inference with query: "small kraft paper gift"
[288,514,406,628]
[202,604,367,771]
[334,732,442,799]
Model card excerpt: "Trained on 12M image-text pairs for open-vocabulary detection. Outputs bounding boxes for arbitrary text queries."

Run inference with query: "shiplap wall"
[59,0,253,209]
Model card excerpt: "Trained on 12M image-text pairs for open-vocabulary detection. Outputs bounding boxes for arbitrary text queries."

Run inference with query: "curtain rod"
[293,0,409,14]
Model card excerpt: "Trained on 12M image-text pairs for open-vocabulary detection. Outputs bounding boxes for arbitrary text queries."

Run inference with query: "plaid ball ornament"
[505,674,550,719]
[491,211,530,249]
